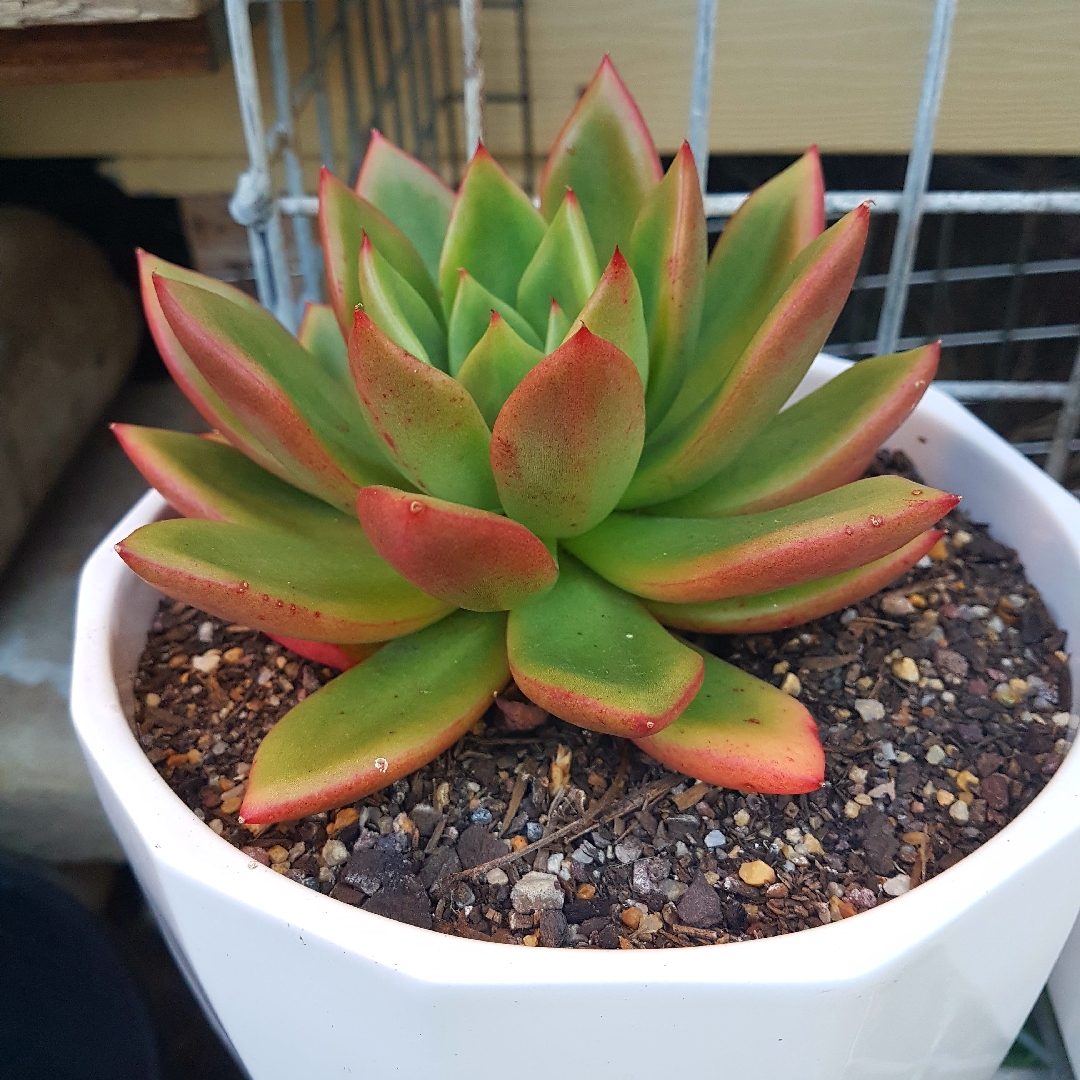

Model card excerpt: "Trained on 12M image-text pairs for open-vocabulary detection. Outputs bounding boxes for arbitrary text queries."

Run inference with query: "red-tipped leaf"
[507,556,702,738]
[355,129,454,279]
[627,142,707,428]
[566,475,959,603]
[357,486,558,611]
[623,205,871,508]
[539,56,663,264]
[636,646,824,795]
[349,309,500,510]
[490,326,645,537]
[241,610,509,822]
[266,634,381,672]
[645,530,944,633]
[656,344,941,517]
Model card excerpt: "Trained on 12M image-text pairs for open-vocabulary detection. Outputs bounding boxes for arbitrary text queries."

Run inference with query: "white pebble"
[926,744,946,766]
[198,620,215,643]
[321,839,349,867]
[882,874,911,897]
[191,650,221,673]
[704,829,727,849]
[854,699,885,723]
[510,871,564,913]
[546,853,564,875]
[949,800,970,825]
[484,868,509,887]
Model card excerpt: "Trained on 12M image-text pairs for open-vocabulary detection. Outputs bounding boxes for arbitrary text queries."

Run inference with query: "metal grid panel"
[222,0,1080,484]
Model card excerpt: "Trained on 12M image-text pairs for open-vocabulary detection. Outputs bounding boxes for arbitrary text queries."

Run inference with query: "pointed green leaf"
[357,234,448,370]
[318,167,440,335]
[566,475,960,603]
[516,189,600,338]
[636,646,823,795]
[357,486,558,611]
[661,149,825,434]
[116,517,452,643]
[545,300,571,354]
[137,251,284,478]
[645,530,944,633]
[627,143,707,428]
[355,129,455,280]
[298,302,351,387]
[622,205,871,508]
[447,269,543,376]
[539,56,663,265]
[349,310,500,510]
[438,145,546,318]
[654,344,941,518]
[155,276,401,511]
[456,312,544,428]
[240,610,509,823]
[490,327,645,537]
[507,556,702,738]
[113,424,362,544]
[567,247,649,387]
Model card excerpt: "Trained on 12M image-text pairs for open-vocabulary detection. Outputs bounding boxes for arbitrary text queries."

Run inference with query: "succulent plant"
[116,58,957,824]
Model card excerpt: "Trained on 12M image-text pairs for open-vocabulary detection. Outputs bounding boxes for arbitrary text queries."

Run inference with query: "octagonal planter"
[71,356,1080,1080]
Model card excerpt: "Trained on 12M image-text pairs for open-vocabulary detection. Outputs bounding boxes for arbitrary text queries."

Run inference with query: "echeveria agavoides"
[117,59,957,823]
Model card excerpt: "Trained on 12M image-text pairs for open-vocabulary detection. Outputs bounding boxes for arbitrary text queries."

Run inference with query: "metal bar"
[1015,438,1080,456]
[224,0,293,323]
[269,0,321,312]
[704,190,1080,221]
[830,324,1080,357]
[853,257,1080,291]
[460,0,484,157]
[875,0,958,356]
[304,0,338,175]
[934,382,1076,402]
[687,0,717,194]
[515,0,534,193]
[435,0,460,182]
[336,0,365,182]
[1046,341,1080,481]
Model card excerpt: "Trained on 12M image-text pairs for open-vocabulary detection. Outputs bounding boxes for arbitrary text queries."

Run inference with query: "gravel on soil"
[131,452,1077,949]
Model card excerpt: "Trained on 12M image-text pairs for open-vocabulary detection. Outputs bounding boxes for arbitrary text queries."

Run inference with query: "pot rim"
[71,355,1080,987]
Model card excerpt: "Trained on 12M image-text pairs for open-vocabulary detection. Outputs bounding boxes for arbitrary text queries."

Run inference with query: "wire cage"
[220,0,1080,493]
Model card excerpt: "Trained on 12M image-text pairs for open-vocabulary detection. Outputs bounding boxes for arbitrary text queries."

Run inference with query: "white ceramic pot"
[71,356,1080,1080]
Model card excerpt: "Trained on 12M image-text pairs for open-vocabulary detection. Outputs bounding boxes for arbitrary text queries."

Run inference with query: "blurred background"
[0,1,1076,1075]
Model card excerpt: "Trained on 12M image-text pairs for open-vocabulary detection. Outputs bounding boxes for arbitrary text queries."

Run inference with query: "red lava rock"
[981,772,1010,811]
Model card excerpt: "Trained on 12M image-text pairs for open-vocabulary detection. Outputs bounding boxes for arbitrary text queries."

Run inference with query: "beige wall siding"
[0,0,1075,196]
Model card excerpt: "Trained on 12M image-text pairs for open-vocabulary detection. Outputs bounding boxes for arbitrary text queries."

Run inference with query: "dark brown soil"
[131,452,1075,948]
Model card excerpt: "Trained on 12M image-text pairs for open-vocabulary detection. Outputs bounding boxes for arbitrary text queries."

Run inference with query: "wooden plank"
[0,13,225,83]
[0,0,215,30]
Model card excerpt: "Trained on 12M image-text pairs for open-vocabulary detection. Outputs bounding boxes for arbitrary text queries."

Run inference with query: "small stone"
[525,821,544,843]
[949,800,970,825]
[470,806,493,825]
[521,934,539,947]
[322,839,349,867]
[881,593,916,616]
[780,672,802,696]
[658,879,687,902]
[510,871,564,913]
[854,699,885,723]
[738,860,775,887]
[844,800,861,819]
[576,882,597,900]
[197,620,215,643]
[676,872,723,928]
[638,912,663,936]
[191,650,221,673]
[982,772,1010,811]
[928,538,949,561]
[733,809,750,828]
[936,789,955,807]
[222,646,244,663]
[538,909,568,948]
[849,765,869,784]
[956,770,979,792]
[484,867,509,887]
[926,744,947,766]
[892,657,920,683]
[457,824,510,869]
[882,874,911,897]
[614,838,643,863]
[802,833,824,856]
[631,856,672,898]
[704,829,727,850]
[846,886,877,912]
[267,845,290,865]
[509,835,528,853]
[621,906,643,930]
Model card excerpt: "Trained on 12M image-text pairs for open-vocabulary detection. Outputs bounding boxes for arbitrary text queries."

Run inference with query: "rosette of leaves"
[115,58,957,823]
